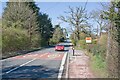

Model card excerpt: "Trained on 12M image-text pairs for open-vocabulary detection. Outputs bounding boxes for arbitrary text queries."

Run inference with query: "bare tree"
[58,6,88,40]
[90,10,108,37]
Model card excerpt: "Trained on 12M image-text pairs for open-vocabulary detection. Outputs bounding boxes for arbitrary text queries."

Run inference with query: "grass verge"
[89,54,108,78]
[78,47,108,78]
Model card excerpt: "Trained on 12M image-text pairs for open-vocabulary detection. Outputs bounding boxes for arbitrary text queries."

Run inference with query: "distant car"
[55,45,64,51]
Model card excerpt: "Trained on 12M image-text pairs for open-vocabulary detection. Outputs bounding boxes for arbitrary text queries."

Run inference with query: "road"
[1,41,70,79]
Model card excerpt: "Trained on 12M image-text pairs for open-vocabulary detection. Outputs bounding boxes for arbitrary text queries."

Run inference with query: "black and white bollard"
[72,47,75,56]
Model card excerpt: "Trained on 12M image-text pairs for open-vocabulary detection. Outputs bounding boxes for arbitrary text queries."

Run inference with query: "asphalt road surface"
[1,41,71,79]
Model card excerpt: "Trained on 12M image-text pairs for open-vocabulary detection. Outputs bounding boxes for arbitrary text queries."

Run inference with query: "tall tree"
[116,2,120,78]
[90,10,108,37]
[58,6,88,40]
[70,31,78,46]
[102,1,120,78]
[3,2,38,32]
[26,1,39,14]
[51,25,65,43]
[2,1,40,48]
[38,13,53,46]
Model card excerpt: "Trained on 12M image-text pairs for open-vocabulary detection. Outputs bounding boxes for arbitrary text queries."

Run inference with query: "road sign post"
[86,37,92,52]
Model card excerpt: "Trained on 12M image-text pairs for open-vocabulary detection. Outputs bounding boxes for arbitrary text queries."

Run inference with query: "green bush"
[86,44,94,53]
[2,27,30,53]
[71,39,77,46]
[86,44,106,60]
[78,40,86,49]
[79,32,87,40]
[92,39,97,44]
[2,27,41,58]
[78,39,97,49]
[31,34,41,48]
[98,34,107,59]
[49,38,57,45]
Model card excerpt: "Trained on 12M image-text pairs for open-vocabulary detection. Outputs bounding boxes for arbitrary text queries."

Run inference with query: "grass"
[75,45,82,50]
[89,55,108,78]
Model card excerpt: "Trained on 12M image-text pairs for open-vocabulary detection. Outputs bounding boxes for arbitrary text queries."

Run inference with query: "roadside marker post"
[72,47,75,56]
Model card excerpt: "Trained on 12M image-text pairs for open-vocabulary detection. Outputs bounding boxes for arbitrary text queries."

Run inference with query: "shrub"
[71,39,77,46]
[98,34,107,46]
[79,32,87,40]
[2,27,30,53]
[98,34,107,60]
[31,34,41,48]
[2,27,41,58]
[78,40,86,49]
[49,38,57,45]
[92,39,98,44]
[78,39,97,51]
[76,34,107,59]
[90,54,108,77]
[3,27,41,52]
[86,44,95,53]
[86,44,106,60]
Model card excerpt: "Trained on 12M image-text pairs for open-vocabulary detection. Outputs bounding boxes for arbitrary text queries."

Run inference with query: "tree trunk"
[76,25,80,40]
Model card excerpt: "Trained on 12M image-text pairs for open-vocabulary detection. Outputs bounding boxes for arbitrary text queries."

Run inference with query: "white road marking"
[23,54,38,58]
[47,54,61,59]
[58,52,68,79]
[6,58,36,74]
[2,53,48,75]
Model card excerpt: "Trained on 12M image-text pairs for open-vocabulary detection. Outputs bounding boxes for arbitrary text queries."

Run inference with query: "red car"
[55,45,64,51]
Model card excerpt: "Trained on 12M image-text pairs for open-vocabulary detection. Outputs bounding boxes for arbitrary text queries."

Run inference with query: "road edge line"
[58,52,68,79]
